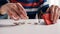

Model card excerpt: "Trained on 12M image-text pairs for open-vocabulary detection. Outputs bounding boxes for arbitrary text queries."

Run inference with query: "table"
[0,19,60,34]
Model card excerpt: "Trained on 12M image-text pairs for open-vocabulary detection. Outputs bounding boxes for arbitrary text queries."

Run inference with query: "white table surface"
[0,19,60,34]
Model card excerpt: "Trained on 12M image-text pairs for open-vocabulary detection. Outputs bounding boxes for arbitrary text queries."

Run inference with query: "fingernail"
[12,16,19,20]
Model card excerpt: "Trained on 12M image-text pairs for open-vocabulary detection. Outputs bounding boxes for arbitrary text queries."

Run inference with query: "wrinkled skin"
[39,5,60,23]
[0,3,60,23]
[0,3,28,20]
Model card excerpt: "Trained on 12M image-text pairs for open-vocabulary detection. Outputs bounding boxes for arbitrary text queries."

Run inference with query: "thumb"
[46,8,50,13]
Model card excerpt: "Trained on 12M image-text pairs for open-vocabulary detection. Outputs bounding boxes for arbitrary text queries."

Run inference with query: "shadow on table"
[0,24,19,27]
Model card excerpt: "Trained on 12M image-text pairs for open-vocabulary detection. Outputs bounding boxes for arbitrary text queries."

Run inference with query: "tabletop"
[0,19,60,34]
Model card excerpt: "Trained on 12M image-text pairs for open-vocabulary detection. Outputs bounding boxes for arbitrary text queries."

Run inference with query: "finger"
[7,4,20,16]
[8,10,20,20]
[7,7,20,20]
[16,3,28,19]
[16,3,27,15]
[7,4,28,19]
[59,8,60,16]
[20,14,28,19]
[50,5,55,21]
[53,6,59,23]
[6,3,19,13]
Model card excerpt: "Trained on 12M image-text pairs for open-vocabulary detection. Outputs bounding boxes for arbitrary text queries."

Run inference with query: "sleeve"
[10,0,17,3]
[0,0,8,7]
[38,0,49,13]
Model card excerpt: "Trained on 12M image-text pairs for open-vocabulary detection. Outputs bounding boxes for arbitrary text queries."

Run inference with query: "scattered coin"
[20,22,25,25]
[34,23,38,25]
[27,23,31,24]
[14,22,20,25]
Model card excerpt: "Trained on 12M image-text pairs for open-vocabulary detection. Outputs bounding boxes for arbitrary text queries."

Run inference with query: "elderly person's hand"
[0,3,28,20]
[46,5,60,23]
[38,5,60,24]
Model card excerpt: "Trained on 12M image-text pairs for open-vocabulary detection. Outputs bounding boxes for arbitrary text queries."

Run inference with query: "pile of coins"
[13,22,39,25]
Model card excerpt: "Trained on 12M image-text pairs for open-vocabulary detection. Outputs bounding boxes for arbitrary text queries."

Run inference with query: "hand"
[46,5,60,23]
[0,3,28,20]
